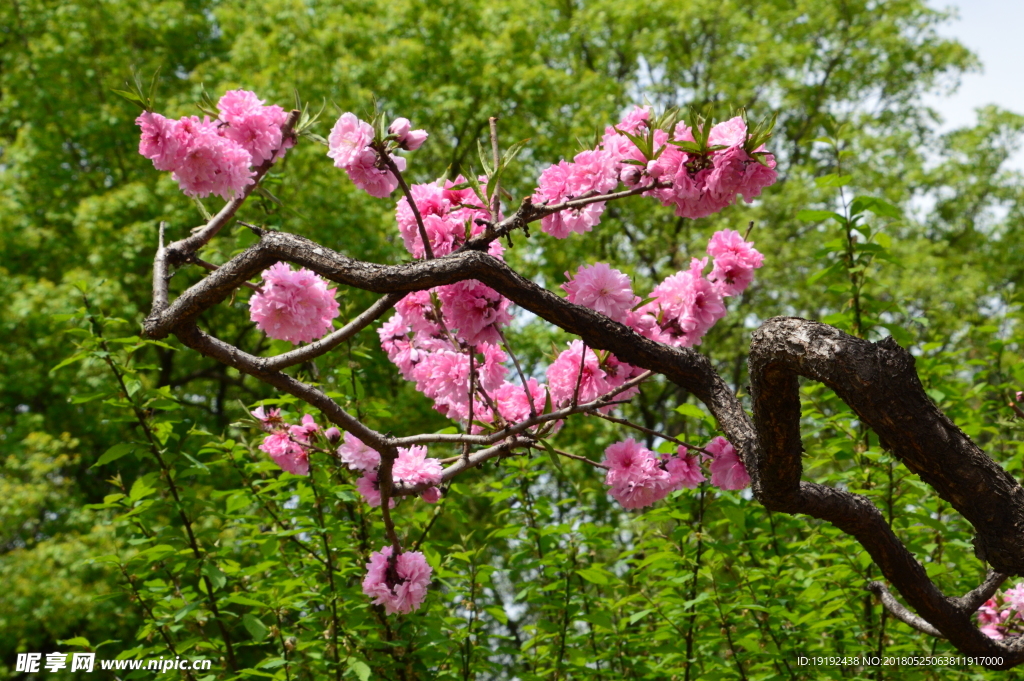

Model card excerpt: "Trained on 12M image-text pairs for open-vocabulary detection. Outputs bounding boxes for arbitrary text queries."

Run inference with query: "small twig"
[498,327,537,420]
[950,570,1010,614]
[590,411,714,457]
[489,116,501,223]
[464,351,475,463]
[376,452,403,554]
[261,292,403,371]
[744,220,755,240]
[378,149,434,260]
[866,581,944,637]
[571,343,588,408]
[527,443,608,470]
[151,221,169,314]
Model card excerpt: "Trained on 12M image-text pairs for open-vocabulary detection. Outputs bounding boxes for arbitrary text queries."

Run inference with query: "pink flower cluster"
[249,262,340,344]
[394,177,501,260]
[977,582,1024,639]
[559,231,762,349]
[362,546,432,615]
[328,113,426,198]
[339,433,443,505]
[601,435,749,509]
[532,107,777,236]
[254,409,325,476]
[136,89,292,200]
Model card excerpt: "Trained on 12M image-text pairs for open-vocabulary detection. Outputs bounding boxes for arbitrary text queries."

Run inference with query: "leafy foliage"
[3,0,1024,679]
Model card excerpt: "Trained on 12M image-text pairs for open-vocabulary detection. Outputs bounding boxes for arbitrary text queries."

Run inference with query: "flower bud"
[420,486,441,504]
[388,117,411,139]
[325,427,342,444]
[402,129,429,151]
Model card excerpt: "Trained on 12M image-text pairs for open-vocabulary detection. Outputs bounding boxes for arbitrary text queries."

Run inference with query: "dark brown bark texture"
[144,226,1024,667]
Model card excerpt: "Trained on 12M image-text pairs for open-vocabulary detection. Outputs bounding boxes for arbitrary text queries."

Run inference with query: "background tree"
[3,0,1024,679]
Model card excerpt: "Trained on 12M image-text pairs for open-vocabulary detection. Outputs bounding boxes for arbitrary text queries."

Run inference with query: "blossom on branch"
[217,89,292,165]
[259,431,309,476]
[362,546,432,615]
[705,436,750,490]
[602,438,671,509]
[249,262,340,344]
[562,262,639,324]
[135,89,293,200]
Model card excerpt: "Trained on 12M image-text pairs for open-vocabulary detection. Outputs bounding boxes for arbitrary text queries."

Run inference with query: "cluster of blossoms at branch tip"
[976,582,1024,639]
[532,106,777,235]
[362,546,433,615]
[327,112,427,197]
[249,263,340,344]
[136,89,292,200]
[252,407,322,476]
[338,433,443,506]
[602,435,749,509]
[561,230,762,349]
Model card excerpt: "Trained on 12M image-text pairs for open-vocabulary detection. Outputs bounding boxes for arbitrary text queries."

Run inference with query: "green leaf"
[538,439,562,471]
[57,637,92,649]
[814,174,852,188]
[242,614,269,642]
[226,594,270,609]
[128,477,156,501]
[576,567,611,585]
[51,352,89,374]
[203,562,227,591]
[627,609,652,624]
[346,659,371,681]
[93,443,135,468]
[674,403,705,419]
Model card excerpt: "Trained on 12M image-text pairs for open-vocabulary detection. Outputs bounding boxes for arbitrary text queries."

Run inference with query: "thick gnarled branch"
[143,226,1024,667]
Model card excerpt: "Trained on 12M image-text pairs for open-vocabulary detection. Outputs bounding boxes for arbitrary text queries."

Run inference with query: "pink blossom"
[338,432,381,471]
[608,105,651,137]
[420,486,442,503]
[635,258,726,347]
[393,446,443,487]
[546,341,610,407]
[1016,391,1023,402]
[705,436,750,490]
[494,379,548,424]
[217,89,289,165]
[707,227,764,263]
[395,291,442,337]
[362,546,432,615]
[568,149,619,195]
[288,414,320,444]
[666,450,705,489]
[479,342,509,393]
[356,469,395,508]
[389,117,429,150]
[136,112,184,172]
[171,116,255,200]
[708,116,748,148]
[437,280,512,346]
[345,147,403,198]
[258,431,309,476]
[327,112,374,168]
[602,438,671,509]
[249,262,340,344]
[563,262,638,323]
[251,405,283,431]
